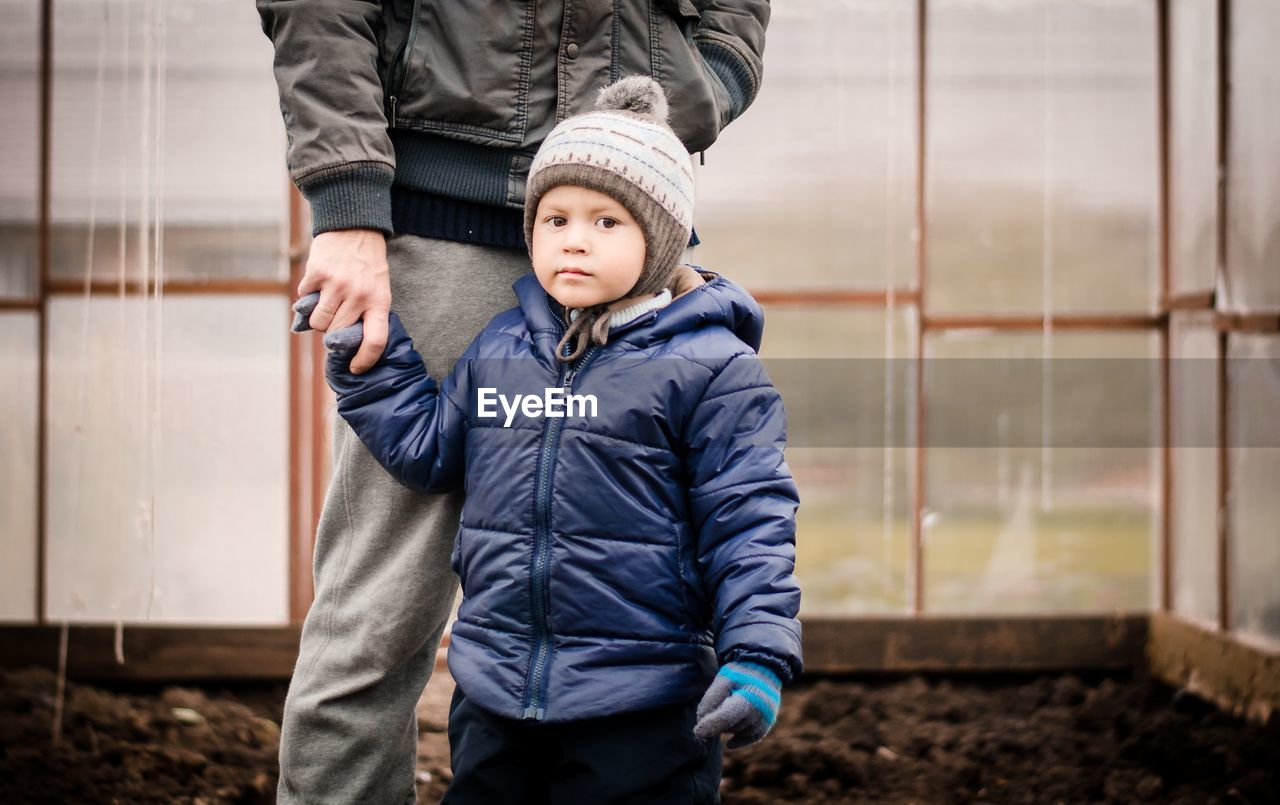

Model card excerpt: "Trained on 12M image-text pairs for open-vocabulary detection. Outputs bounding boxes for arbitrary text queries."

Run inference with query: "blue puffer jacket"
[327,268,802,723]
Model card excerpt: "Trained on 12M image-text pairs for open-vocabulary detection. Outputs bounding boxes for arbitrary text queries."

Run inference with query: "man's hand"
[299,229,391,374]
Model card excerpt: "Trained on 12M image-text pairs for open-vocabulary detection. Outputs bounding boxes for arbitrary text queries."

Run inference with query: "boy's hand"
[297,229,391,374]
[693,661,782,749]
[292,291,366,356]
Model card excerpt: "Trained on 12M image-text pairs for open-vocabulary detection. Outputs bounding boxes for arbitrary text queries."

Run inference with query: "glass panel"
[760,306,915,613]
[45,295,288,623]
[0,313,39,621]
[49,0,287,284]
[1228,334,1280,649]
[1170,311,1218,624]
[694,1,917,290]
[1169,0,1219,295]
[927,0,1158,314]
[924,330,1157,613]
[0,0,40,298]
[1224,0,1280,312]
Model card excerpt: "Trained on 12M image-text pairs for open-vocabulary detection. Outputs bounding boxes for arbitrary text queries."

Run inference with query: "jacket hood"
[513,267,765,353]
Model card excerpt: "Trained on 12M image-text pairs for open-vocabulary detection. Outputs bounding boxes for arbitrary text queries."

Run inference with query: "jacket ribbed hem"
[388,129,700,250]
[724,648,795,686]
[297,162,395,237]
[391,187,526,249]
[390,129,526,208]
[697,40,756,119]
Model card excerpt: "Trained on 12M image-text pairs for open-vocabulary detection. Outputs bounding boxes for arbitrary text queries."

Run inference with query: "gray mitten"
[291,291,364,355]
[692,661,782,749]
[289,291,321,334]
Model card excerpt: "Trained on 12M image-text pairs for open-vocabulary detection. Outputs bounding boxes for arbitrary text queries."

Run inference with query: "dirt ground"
[2,665,1276,804]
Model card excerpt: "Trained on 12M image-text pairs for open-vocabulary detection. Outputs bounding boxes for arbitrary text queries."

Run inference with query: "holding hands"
[693,661,783,749]
[293,229,392,372]
[292,290,366,355]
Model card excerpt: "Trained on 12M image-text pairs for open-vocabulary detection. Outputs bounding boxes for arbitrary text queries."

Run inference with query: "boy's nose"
[562,223,590,252]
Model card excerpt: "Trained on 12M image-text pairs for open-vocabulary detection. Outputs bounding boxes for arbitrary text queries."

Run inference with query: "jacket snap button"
[565,42,579,59]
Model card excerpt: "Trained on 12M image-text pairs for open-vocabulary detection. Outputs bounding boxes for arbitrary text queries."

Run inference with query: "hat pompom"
[595,76,669,123]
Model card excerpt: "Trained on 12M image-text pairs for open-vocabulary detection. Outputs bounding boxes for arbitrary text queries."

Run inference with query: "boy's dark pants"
[444,688,723,804]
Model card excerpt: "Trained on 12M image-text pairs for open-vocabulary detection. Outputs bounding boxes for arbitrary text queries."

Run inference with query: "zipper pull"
[563,346,597,391]
[389,95,398,122]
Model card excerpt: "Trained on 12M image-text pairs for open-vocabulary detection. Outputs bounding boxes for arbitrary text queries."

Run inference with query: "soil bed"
[2,667,1275,803]
[725,672,1279,804]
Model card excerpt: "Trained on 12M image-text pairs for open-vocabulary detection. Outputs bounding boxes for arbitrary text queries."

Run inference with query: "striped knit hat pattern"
[524,76,695,361]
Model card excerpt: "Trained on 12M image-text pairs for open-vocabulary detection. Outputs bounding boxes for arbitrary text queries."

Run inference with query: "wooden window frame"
[8,0,1276,644]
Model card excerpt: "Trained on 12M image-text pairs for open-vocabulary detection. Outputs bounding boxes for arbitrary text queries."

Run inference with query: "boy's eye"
[596,217,618,229]
[546,216,566,227]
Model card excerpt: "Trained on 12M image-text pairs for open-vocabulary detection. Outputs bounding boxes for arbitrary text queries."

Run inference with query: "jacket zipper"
[387,0,422,123]
[522,320,600,720]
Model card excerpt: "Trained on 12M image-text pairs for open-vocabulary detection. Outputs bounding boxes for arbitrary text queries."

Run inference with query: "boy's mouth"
[557,266,591,277]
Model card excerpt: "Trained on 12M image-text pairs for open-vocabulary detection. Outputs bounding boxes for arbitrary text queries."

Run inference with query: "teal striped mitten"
[692,661,782,748]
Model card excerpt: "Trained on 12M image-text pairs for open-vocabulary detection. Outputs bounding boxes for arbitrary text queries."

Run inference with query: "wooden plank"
[310,334,326,570]
[802,615,1147,673]
[1214,0,1231,634]
[1214,312,1280,333]
[1162,291,1215,311]
[287,184,312,624]
[912,0,928,615]
[1160,324,1173,611]
[1156,0,1170,303]
[45,278,291,296]
[922,313,1161,332]
[37,0,53,625]
[1,617,1147,681]
[1216,0,1230,314]
[0,625,302,682]
[1216,331,1231,630]
[749,288,921,307]
[0,299,40,311]
[1156,0,1172,612]
[1147,611,1280,722]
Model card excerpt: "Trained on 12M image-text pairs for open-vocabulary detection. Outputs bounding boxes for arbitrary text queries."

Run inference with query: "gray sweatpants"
[277,235,531,805]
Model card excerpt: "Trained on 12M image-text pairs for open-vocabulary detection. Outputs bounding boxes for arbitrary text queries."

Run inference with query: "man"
[256,2,770,801]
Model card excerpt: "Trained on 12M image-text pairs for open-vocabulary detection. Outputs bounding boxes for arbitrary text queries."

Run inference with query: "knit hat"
[524,76,695,362]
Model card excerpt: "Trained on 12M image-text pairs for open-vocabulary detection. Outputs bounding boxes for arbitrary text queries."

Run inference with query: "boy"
[295,77,801,803]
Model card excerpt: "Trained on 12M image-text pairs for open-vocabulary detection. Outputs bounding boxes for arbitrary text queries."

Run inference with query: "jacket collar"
[512,265,765,353]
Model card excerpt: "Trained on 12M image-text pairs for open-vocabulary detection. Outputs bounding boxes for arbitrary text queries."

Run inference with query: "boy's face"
[531,185,647,310]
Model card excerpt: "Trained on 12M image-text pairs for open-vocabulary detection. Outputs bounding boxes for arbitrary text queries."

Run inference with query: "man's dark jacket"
[256,1,771,236]
[326,270,803,722]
